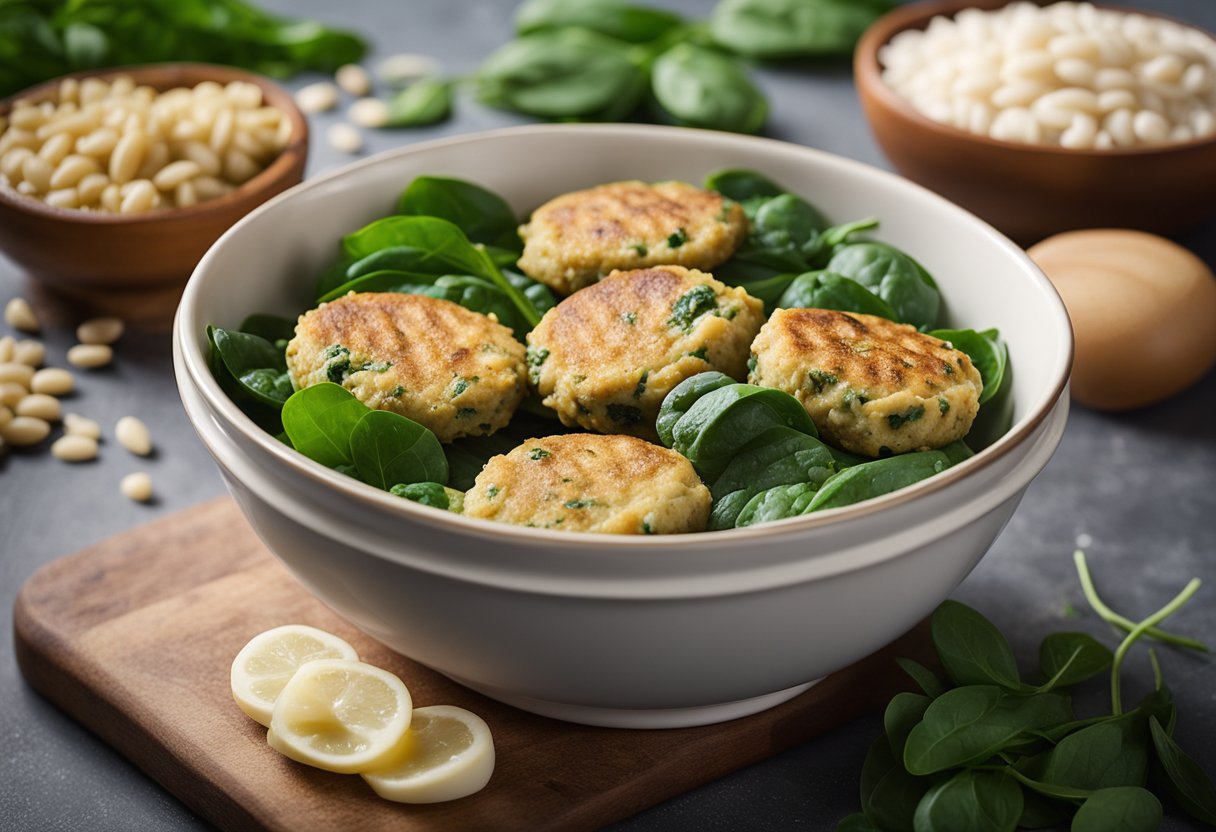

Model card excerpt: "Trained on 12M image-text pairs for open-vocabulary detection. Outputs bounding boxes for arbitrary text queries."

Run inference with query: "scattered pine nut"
[30,367,73,395]
[1,415,50,446]
[120,471,153,502]
[15,393,60,422]
[0,362,35,387]
[64,412,101,439]
[51,434,98,462]
[348,98,389,129]
[12,339,45,367]
[116,415,152,456]
[0,335,14,362]
[67,343,113,368]
[5,297,39,332]
[377,54,439,86]
[336,64,372,97]
[326,122,363,154]
[76,316,125,345]
[0,382,26,406]
[295,82,339,114]
[0,404,11,428]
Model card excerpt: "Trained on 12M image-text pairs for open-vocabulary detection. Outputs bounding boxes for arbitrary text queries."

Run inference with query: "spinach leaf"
[928,328,1007,407]
[1016,790,1070,829]
[397,176,520,251]
[931,600,1022,690]
[1040,713,1148,790]
[208,326,292,408]
[650,42,767,134]
[711,0,893,59]
[751,194,827,259]
[390,481,451,510]
[1149,716,1216,824]
[205,325,284,434]
[1071,787,1162,832]
[859,733,930,832]
[315,252,358,298]
[350,410,447,491]
[777,271,898,319]
[319,268,451,304]
[384,78,452,127]
[445,408,568,491]
[1038,632,1113,690]
[806,451,950,513]
[478,28,647,121]
[514,0,682,42]
[503,268,558,318]
[703,168,785,202]
[710,425,834,500]
[885,692,931,759]
[912,769,1023,832]
[281,383,369,469]
[735,482,819,527]
[940,439,974,467]
[707,489,755,531]
[896,657,947,699]
[238,313,296,345]
[656,371,735,447]
[827,242,941,329]
[904,686,1072,775]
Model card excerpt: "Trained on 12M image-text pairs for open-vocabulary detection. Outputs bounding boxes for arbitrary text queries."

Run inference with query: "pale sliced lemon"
[267,658,412,774]
[362,705,495,803]
[230,624,359,727]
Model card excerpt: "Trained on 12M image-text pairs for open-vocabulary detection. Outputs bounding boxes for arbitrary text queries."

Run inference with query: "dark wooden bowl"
[0,63,308,295]
[854,1,1216,245]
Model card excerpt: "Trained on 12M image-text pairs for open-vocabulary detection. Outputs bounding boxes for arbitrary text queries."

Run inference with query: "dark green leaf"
[885,692,931,759]
[397,176,519,250]
[778,271,898,319]
[209,326,292,408]
[710,425,834,500]
[869,764,932,831]
[655,370,738,447]
[62,22,108,67]
[752,194,828,258]
[807,451,950,513]
[389,481,450,510]
[927,329,1007,407]
[827,242,940,329]
[711,0,893,58]
[385,78,451,127]
[1071,787,1162,832]
[735,482,819,527]
[904,686,1072,775]
[1041,712,1148,790]
[238,313,296,344]
[897,658,947,699]
[912,769,1022,832]
[931,600,1021,690]
[205,325,283,434]
[1038,632,1113,690]
[350,409,447,490]
[1149,716,1216,824]
[1017,790,1070,829]
[514,0,682,42]
[703,168,785,201]
[651,42,767,134]
[281,383,369,469]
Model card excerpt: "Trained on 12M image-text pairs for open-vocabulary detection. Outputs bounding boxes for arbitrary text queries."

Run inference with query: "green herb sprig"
[840,550,1213,831]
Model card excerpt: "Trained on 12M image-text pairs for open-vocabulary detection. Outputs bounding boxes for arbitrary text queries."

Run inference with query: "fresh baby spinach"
[931,599,1022,690]
[514,0,683,43]
[709,425,834,500]
[656,371,735,446]
[703,168,785,202]
[913,769,1023,832]
[734,481,819,526]
[208,325,293,409]
[650,42,767,134]
[807,451,950,513]
[281,383,370,469]
[236,314,296,346]
[929,328,1008,406]
[826,242,941,329]
[1039,632,1113,690]
[1071,787,1162,832]
[710,0,893,59]
[778,271,898,319]
[384,78,452,127]
[350,410,447,490]
[1149,718,1216,824]
[397,177,521,252]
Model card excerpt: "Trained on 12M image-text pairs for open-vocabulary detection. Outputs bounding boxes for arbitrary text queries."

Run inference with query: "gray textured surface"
[2,1,1215,830]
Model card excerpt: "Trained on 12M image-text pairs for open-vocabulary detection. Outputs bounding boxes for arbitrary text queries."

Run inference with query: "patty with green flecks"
[526,266,763,440]
[285,292,527,442]
[462,433,710,534]
[748,309,982,457]
[516,180,747,295]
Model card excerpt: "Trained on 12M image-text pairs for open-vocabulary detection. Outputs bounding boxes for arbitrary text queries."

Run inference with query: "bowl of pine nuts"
[855,1,1216,244]
[0,63,307,295]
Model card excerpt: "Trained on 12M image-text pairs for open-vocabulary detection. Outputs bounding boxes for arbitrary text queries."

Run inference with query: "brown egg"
[1028,229,1216,411]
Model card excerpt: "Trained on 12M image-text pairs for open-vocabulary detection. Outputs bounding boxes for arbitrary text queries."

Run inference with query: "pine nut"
[38,132,74,165]
[4,297,39,331]
[0,146,33,180]
[108,130,147,184]
[0,382,26,407]
[76,127,120,157]
[120,179,158,214]
[2,415,50,446]
[0,362,35,386]
[336,64,372,96]
[21,154,54,193]
[116,415,152,455]
[0,404,10,429]
[377,54,439,86]
[134,141,168,181]
[67,344,113,368]
[31,367,73,395]
[64,412,102,439]
[12,339,44,367]
[120,471,154,502]
[16,393,60,421]
[177,141,221,176]
[76,316,124,346]
[0,335,14,362]
[152,159,201,191]
[326,123,363,154]
[175,181,198,208]
[44,187,80,209]
[76,172,109,205]
[51,434,98,462]
[348,98,389,128]
[222,148,259,184]
[295,82,339,114]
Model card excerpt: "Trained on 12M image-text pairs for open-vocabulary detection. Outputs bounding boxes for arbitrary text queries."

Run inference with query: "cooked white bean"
[152,159,201,191]
[115,415,152,456]
[295,82,339,114]
[210,108,235,154]
[44,187,80,209]
[120,471,154,502]
[191,175,231,200]
[64,412,102,439]
[76,172,109,205]
[16,393,60,421]
[326,122,363,154]
[108,129,147,184]
[67,343,112,368]
[76,127,120,157]
[50,154,101,189]
[30,367,73,395]
[1,146,32,180]
[120,179,158,214]
[1103,108,1136,146]
[134,141,169,181]
[51,434,98,462]
[1133,109,1171,143]
[37,131,74,165]
[79,77,109,105]
[4,297,38,332]
[1054,58,1096,87]
[12,339,44,367]
[175,180,198,208]
[2,415,49,446]
[0,382,25,407]
[100,183,122,212]
[336,64,372,96]
[0,335,13,362]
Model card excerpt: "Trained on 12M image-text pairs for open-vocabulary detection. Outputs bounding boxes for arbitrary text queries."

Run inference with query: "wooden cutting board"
[14,497,933,832]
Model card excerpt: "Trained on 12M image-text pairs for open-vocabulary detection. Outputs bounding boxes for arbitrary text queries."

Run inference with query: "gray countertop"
[2,1,1215,829]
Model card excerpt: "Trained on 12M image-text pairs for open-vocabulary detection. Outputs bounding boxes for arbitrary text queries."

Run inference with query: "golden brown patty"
[526,266,764,440]
[462,433,711,534]
[748,309,983,456]
[285,293,527,442]
[517,180,747,295]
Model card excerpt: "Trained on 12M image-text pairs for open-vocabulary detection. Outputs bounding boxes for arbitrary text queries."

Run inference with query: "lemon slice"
[230,625,359,727]
[267,659,412,774]
[362,705,495,803]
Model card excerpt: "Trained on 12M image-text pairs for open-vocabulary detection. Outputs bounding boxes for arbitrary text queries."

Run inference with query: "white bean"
[67,344,113,368]
[50,154,101,189]
[336,63,372,96]
[21,154,54,193]
[16,393,60,421]
[120,471,154,502]
[1104,108,1136,146]
[116,415,152,456]
[176,141,221,176]
[30,367,73,396]
[348,98,389,128]
[76,172,109,205]
[76,317,124,346]
[0,362,34,387]
[295,82,339,114]
[51,434,98,462]
[12,339,44,367]
[326,123,363,154]
[222,148,260,184]
[1054,58,1096,87]
[1,416,49,446]
[64,412,102,439]
[1132,109,1171,143]
[44,188,80,210]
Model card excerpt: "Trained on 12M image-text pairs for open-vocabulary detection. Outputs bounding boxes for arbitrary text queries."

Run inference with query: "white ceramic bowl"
[174,124,1072,728]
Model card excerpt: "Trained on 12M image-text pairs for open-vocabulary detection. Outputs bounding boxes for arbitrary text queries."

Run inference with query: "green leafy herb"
[928,328,1008,407]
[528,447,550,460]
[514,0,683,43]
[931,599,1021,689]
[397,177,519,250]
[385,78,452,127]
[281,383,370,469]
[668,284,718,332]
[208,326,292,408]
[912,769,1023,832]
[1072,787,1162,832]
[350,410,447,490]
[710,0,894,59]
[650,42,767,134]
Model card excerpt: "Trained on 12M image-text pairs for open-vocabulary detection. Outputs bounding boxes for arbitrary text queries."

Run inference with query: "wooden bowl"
[0,63,307,297]
[854,1,1216,245]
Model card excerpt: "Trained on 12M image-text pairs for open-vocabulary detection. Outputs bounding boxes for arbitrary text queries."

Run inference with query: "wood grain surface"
[14,497,934,832]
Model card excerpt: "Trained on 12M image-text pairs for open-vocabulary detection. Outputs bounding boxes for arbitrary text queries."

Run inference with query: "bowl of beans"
[0,63,307,296]
[855,0,1216,243]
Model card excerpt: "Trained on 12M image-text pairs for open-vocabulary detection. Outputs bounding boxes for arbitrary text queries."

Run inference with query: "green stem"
[1110,578,1202,714]
[474,245,539,327]
[1005,767,1091,802]
[1073,550,1208,652]
[1148,648,1163,691]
